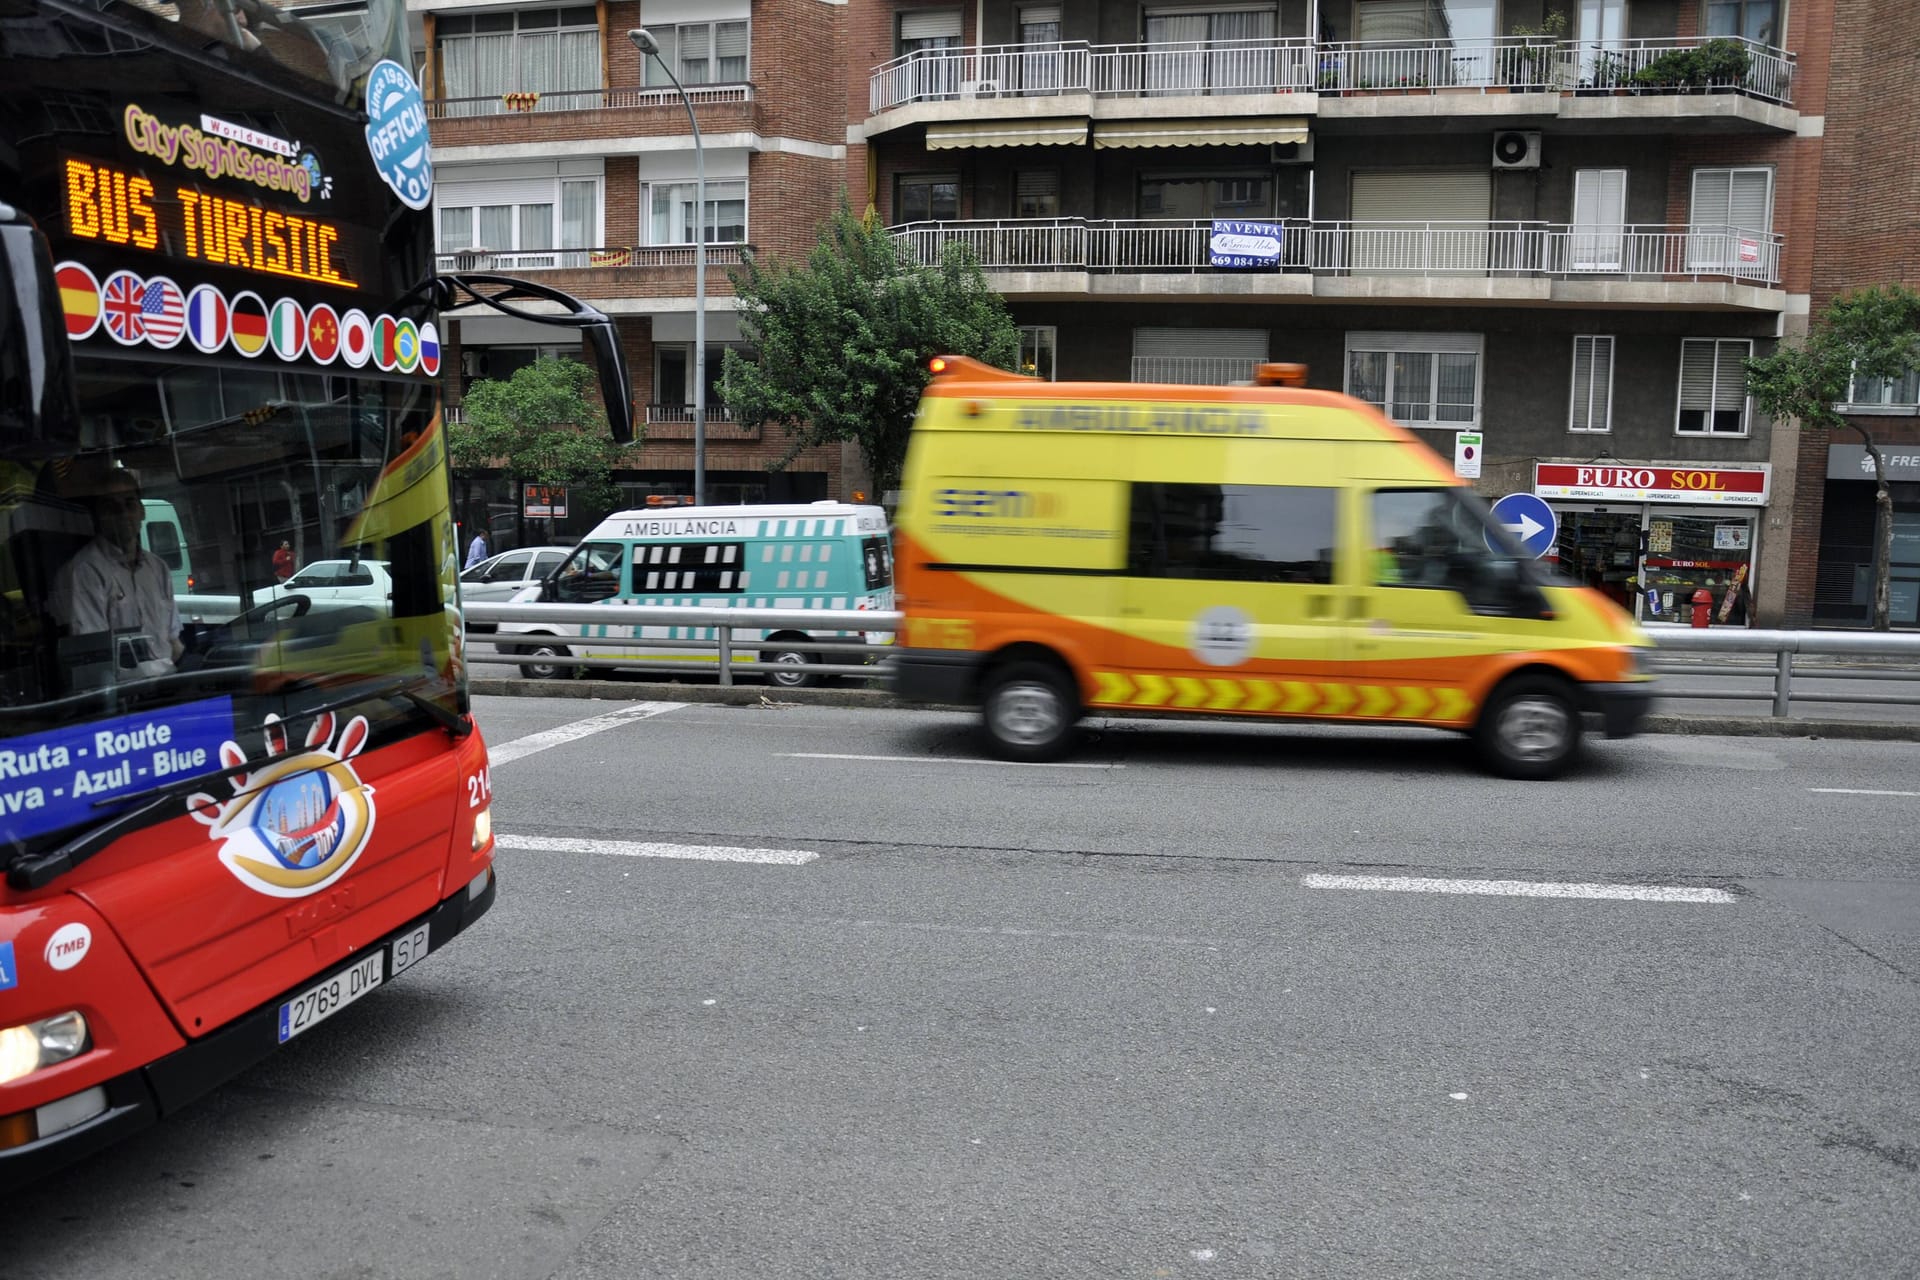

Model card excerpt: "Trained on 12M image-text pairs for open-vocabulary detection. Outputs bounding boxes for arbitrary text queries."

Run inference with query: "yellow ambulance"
[890,357,1655,779]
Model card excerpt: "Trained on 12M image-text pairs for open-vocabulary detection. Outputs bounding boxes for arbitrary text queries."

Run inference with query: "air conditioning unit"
[959,79,999,99]
[1492,130,1542,170]
[1271,137,1315,164]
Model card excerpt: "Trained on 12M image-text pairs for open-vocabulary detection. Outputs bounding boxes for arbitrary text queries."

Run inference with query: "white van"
[496,501,893,685]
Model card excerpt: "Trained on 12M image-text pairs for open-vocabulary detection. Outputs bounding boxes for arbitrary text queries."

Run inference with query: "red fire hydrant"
[1690,588,1714,628]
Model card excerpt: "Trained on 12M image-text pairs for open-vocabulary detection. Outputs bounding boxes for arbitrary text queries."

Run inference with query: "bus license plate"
[277,953,383,1044]
[390,923,431,978]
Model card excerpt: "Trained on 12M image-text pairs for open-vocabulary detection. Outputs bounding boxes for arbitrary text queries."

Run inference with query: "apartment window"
[436,8,599,102]
[645,180,747,244]
[1706,0,1780,44]
[1677,339,1754,435]
[1018,326,1057,380]
[1569,336,1615,433]
[1015,171,1060,218]
[897,9,962,57]
[656,345,727,410]
[641,20,750,86]
[1688,167,1772,271]
[1142,7,1279,97]
[1138,173,1271,218]
[439,179,598,254]
[1128,483,1338,585]
[1846,366,1920,410]
[897,174,960,222]
[1345,332,1482,428]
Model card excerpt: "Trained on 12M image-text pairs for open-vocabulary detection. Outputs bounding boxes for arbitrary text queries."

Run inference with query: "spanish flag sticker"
[55,261,101,340]
[230,291,269,358]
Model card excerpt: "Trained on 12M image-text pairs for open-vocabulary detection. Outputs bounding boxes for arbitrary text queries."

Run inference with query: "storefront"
[1814,444,1920,629]
[1533,462,1771,626]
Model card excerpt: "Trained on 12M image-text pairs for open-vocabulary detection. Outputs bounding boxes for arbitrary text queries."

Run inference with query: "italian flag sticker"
[268,297,307,362]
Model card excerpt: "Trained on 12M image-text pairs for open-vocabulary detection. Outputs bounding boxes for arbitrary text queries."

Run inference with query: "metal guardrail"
[889,218,1783,286]
[1645,628,1920,716]
[467,604,1920,717]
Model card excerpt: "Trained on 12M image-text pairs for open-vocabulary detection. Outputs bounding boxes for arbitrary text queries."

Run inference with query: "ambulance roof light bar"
[1254,362,1309,387]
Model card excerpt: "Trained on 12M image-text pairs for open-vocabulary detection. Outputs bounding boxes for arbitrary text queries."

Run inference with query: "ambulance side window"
[551,542,625,603]
[1371,488,1530,614]
[1127,484,1337,585]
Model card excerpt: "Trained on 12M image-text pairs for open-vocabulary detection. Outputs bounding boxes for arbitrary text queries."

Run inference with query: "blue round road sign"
[1487,493,1558,559]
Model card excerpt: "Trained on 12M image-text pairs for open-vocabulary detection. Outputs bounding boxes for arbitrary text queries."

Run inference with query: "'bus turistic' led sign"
[65,157,357,290]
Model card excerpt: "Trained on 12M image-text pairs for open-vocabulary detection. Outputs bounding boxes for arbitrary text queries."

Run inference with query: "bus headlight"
[0,1011,91,1085]
[471,805,493,851]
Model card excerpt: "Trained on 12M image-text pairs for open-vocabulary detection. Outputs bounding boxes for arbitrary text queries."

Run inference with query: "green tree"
[1745,285,1920,630]
[721,199,1020,498]
[448,356,628,529]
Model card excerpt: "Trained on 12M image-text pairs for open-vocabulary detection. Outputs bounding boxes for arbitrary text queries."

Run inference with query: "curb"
[471,679,1920,743]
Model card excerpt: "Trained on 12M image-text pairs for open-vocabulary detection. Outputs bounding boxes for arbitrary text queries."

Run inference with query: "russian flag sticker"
[418,321,441,377]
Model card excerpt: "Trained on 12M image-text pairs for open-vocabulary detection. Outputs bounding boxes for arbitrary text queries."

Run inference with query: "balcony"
[435,246,752,309]
[643,405,760,441]
[867,35,1793,132]
[888,218,1784,310]
[426,84,757,153]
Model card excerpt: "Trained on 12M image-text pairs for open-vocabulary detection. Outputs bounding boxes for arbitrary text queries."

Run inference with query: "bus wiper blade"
[385,679,472,740]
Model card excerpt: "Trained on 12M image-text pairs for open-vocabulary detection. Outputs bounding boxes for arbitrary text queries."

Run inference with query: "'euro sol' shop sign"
[1534,463,1771,505]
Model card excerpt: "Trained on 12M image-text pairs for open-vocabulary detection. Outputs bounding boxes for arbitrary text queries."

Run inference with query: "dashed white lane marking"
[1809,787,1920,797]
[1301,873,1735,904]
[488,701,685,765]
[778,752,1122,770]
[496,834,817,866]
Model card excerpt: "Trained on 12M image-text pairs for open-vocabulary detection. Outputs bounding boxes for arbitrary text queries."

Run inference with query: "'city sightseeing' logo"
[189,712,377,898]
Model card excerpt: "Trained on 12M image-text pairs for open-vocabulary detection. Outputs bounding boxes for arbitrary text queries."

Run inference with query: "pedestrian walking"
[465,528,489,569]
[272,539,294,581]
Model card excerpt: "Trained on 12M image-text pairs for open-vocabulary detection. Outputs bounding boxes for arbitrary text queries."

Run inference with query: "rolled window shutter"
[1691,170,1732,227]
[1679,339,1718,409]
[1355,0,1430,41]
[900,10,963,41]
[1132,328,1270,361]
[716,21,749,59]
[1728,170,1772,233]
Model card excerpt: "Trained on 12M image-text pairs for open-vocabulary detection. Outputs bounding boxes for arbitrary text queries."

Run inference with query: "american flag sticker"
[339,308,372,369]
[102,270,147,346]
[140,277,187,350]
[186,284,230,354]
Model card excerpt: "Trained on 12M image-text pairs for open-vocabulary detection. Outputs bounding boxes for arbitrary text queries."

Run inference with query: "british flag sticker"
[101,270,147,346]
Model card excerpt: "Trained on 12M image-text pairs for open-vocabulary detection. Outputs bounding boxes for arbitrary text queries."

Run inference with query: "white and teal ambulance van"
[495,501,894,685]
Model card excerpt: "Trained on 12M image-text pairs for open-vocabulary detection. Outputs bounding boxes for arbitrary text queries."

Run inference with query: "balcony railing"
[870,35,1792,111]
[889,218,1784,286]
[427,83,752,120]
[435,246,749,273]
[870,38,1315,111]
[646,403,737,424]
[1130,356,1264,386]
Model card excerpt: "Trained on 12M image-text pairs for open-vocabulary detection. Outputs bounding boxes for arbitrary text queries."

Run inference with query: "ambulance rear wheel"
[982,661,1079,763]
[517,641,569,681]
[1475,675,1581,780]
[763,635,821,689]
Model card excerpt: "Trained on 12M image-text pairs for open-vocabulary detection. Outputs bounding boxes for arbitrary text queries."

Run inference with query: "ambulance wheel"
[981,660,1080,763]
[517,641,569,681]
[1475,674,1582,780]
[763,634,821,689]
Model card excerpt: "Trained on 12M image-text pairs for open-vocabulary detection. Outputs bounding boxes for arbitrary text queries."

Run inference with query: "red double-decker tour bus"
[0,0,632,1184]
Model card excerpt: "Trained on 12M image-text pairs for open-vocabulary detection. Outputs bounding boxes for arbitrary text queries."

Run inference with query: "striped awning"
[1092,117,1309,149]
[925,118,1090,150]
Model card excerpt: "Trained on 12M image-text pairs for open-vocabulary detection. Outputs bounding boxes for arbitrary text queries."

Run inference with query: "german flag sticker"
[55,261,101,340]
[230,291,269,358]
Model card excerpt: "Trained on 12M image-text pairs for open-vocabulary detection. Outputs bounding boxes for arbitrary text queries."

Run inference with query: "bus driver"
[50,466,182,677]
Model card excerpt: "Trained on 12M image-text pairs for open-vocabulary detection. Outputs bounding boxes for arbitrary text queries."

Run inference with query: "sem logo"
[934,489,1059,519]
[190,712,378,899]
[364,59,432,211]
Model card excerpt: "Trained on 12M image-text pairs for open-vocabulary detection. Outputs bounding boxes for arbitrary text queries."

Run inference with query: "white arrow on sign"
[1504,514,1546,541]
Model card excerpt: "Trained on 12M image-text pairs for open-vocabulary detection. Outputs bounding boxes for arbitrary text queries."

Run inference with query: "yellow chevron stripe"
[1355,684,1395,718]
[1431,687,1476,723]
[1243,680,1280,713]
[1092,671,1133,706]
[1277,681,1316,715]
[1171,676,1209,709]
[1316,682,1357,716]
[1134,673,1172,707]
[1395,685,1435,720]
[1205,679,1244,711]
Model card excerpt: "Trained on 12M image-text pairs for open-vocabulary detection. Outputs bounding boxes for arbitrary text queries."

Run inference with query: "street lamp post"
[628,28,705,506]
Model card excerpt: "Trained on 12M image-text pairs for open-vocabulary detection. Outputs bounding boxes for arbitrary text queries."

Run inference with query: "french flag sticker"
[186,284,229,354]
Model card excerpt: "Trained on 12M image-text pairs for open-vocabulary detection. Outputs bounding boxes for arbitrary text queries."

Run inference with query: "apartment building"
[850,0,1829,626]
[414,0,857,521]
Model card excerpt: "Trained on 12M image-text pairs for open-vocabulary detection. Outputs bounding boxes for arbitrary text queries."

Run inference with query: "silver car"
[459,546,571,632]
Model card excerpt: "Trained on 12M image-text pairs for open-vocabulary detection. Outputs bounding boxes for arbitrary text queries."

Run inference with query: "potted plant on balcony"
[1577,49,1631,95]
[1394,72,1431,94]
[1503,10,1568,91]
[1693,37,1754,93]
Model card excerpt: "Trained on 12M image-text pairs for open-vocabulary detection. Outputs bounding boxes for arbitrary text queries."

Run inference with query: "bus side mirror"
[581,319,635,444]
[0,206,84,455]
